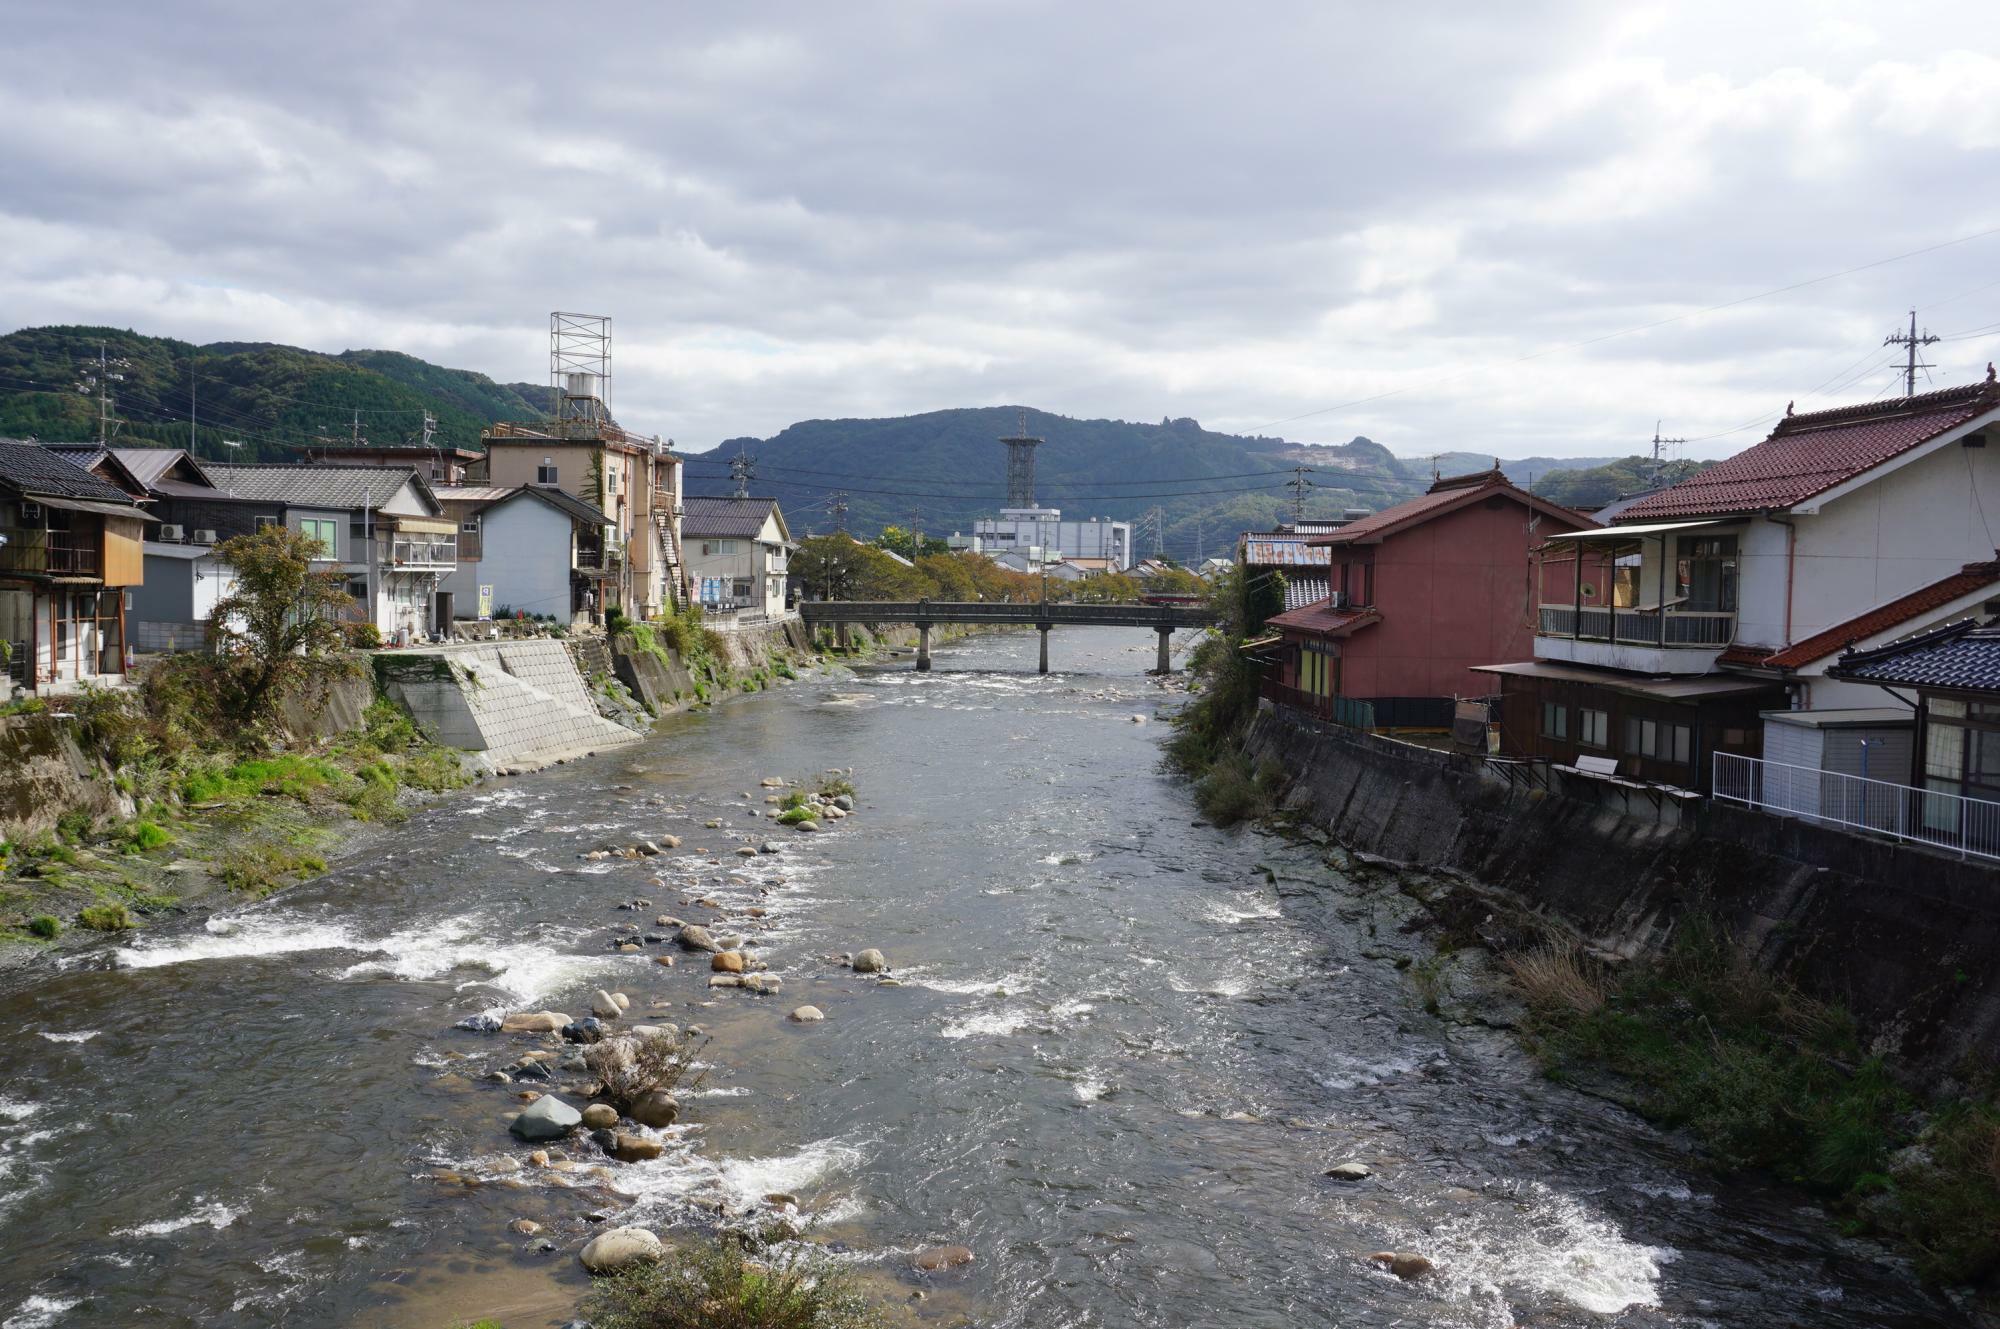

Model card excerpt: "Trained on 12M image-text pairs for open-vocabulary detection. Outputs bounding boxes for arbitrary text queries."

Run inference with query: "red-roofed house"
[1261,469,1595,726]
[1481,375,2000,791]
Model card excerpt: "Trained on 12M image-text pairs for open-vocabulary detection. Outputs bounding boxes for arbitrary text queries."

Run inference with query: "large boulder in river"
[711,951,745,973]
[562,1017,607,1045]
[581,1103,620,1130]
[607,1131,664,1163]
[501,1010,572,1034]
[510,1094,582,1141]
[676,925,722,953]
[852,949,888,974]
[580,1226,664,1274]
[630,1091,679,1128]
[591,990,623,1019]
[789,1005,825,1023]
[1368,1251,1433,1280]
[913,1244,975,1271]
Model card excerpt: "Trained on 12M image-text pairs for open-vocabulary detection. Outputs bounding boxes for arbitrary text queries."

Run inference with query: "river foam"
[3,1296,77,1329]
[113,1196,247,1238]
[1417,1183,1669,1320]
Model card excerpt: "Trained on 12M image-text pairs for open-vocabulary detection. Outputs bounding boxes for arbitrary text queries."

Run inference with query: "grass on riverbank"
[1508,922,2000,1285]
[582,1235,874,1329]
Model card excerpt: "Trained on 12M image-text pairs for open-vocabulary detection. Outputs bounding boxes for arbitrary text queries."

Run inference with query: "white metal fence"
[1712,752,2000,862]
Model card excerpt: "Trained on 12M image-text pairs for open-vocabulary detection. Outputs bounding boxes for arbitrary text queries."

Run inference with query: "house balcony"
[0,528,100,578]
[1535,603,1733,675]
[389,536,457,570]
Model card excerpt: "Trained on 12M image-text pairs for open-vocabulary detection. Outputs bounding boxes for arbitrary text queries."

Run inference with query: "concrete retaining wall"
[0,715,130,839]
[1245,704,2000,1072]
[374,640,638,772]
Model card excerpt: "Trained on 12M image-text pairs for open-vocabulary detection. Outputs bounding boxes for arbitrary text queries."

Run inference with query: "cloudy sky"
[4,2,1998,460]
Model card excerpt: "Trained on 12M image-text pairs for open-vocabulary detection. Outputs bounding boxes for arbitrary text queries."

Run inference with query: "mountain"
[1405,452,1629,489]
[0,325,547,462]
[687,409,1423,561]
[1532,456,1711,510]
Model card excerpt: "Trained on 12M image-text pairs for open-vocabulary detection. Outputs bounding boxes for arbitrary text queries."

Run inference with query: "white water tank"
[565,371,598,399]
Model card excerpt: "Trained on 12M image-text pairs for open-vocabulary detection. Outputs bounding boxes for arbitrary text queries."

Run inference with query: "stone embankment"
[374,639,641,773]
[1244,705,2000,1072]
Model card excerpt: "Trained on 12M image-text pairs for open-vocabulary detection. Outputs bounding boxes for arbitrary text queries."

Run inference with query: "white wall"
[480,500,575,621]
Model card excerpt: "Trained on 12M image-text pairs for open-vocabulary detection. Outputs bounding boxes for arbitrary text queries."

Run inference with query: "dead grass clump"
[1503,943,1607,1015]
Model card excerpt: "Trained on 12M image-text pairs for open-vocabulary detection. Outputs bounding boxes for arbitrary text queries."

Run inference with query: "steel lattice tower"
[999,408,1042,508]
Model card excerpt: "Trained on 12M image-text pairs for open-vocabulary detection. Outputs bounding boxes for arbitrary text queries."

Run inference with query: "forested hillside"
[0,326,546,461]
[685,409,1424,561]
[1532,455,1710,510]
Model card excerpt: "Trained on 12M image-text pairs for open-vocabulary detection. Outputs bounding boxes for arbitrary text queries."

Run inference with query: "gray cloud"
[2,1,1997,461]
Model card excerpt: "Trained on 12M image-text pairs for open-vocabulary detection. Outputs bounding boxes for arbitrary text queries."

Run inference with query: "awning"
[1472,659,1784,701]
[30,495,158,522]
[1542,519,1719,541]
[392,515,456,535]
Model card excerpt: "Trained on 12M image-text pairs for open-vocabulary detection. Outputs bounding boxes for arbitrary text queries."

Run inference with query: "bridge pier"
[915,623,932,671]
[835,622,850,650]
[1037,623,1050,675]
[1153,626,1173,674]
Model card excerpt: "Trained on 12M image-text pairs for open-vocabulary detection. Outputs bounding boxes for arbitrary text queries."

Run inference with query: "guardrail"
[1713,751,2000,861]
[1538,604,1734,646]
[798,599,1217,628]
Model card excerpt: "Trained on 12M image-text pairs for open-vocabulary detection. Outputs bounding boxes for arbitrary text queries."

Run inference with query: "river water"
[0,628,1967,1328]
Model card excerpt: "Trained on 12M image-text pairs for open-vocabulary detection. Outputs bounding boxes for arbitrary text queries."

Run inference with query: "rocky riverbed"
[0,627,1970,1328]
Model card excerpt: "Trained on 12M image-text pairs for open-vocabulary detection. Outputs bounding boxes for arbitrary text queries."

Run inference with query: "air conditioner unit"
[1327,590,1349,609]
[193,529,218,545]
[158,524,184,542]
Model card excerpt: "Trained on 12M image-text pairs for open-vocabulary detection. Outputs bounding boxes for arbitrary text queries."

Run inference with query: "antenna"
[729,450,756,500]
[1884,309,1940,397]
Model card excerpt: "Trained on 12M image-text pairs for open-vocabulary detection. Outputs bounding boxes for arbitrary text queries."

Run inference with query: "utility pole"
[908,506,924,559]
[1288,465,1314,524]
[729,451,755,500]
[1885,309,1940,397]
[350,410,366,448]
[1146,505,1164,557]
[830,491,849,534]
[189,361,197,456]
[1649,420,1685,482]
[90,342,124,444]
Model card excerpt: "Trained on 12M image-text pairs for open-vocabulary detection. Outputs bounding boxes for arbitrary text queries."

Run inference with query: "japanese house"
[1488,376,2000,792]
[1262,469,1595,727]
[434,484,616,626]
[681,496,794,620]
[0,440,153,694]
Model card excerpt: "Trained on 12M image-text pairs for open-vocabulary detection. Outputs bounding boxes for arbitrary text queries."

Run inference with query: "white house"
[1489,375,2000,794]
[682,497,794,619]
[435,484,616,626]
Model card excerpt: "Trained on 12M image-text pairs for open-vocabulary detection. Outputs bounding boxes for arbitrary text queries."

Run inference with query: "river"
[0,627,1966,1328]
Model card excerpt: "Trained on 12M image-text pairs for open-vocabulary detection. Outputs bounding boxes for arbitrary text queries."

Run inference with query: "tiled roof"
[206,464,431,512]
[684,495,783,539]
[111,448,214,490]
[0,439,144,505]
[1735,560,2000,670]
[1619,381,2000,522]
[1282,574,1330,610]
[1242,533,1333,567]
[1266,600,1381,636]
[1828,618,2000,693]
[1310,469,1593,545]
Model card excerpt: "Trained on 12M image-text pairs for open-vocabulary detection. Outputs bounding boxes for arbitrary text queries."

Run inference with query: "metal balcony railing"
[389,538,457,567]
[1713,752,2000,861]
[0,529,100,576]
[1538,604,1735,647]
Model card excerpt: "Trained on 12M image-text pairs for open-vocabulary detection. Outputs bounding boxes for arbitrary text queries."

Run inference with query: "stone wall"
[1244,704,2000,1073]
[374,640,639,772]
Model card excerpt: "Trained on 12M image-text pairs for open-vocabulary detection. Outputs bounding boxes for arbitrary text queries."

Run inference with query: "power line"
[1884,309,1941,397]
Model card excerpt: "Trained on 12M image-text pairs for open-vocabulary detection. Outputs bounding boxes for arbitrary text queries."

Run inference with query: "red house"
[1262,469,1595,726]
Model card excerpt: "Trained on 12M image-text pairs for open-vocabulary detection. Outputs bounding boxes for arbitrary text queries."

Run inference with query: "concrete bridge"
[798,599,1219,673]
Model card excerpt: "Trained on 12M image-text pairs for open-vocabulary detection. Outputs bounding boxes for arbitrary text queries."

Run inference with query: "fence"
[1537,604,1735,647]
[1712,752,2000,862]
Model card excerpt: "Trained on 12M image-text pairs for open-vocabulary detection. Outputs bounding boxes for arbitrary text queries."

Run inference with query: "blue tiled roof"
[1829,618,2000,694]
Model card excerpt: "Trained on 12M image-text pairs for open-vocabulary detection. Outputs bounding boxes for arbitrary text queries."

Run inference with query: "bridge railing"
[797,599,1216,627]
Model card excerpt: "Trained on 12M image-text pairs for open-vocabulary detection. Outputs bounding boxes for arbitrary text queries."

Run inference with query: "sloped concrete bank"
[1243,705,2000,1073]
[376,640,641,772]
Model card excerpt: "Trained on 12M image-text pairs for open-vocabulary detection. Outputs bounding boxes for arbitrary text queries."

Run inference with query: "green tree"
[207,525,356,722]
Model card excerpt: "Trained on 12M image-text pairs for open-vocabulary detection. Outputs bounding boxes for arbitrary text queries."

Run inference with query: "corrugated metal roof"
[1828,618,2000,694]
[1266,601,1381,636]
[1619,381,2000,522]
[1282,574,1330,609]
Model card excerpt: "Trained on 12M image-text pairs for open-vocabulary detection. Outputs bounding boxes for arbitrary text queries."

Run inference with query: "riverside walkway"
[798,599,1218,672]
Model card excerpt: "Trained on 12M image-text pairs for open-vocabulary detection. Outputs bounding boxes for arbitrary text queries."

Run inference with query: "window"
[1624,716,1693,764]
[460,519,480,534]
[537,460,558,485]
[299,518,338,558]
[19,500,41,524]
[1579,708,1608,748]
[1675,534,1738,612]
[256,515,278,529]
[1541,701,1568,740]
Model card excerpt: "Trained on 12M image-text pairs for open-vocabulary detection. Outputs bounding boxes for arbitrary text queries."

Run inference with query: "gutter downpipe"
[1766,511,1798,706]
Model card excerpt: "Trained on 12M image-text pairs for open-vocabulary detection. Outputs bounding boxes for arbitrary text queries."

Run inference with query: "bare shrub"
[1503,943,1606,1015]
[585,1029,706,1109]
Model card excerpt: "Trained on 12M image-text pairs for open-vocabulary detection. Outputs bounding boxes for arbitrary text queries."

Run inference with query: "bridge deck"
[797,600,1216,628]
